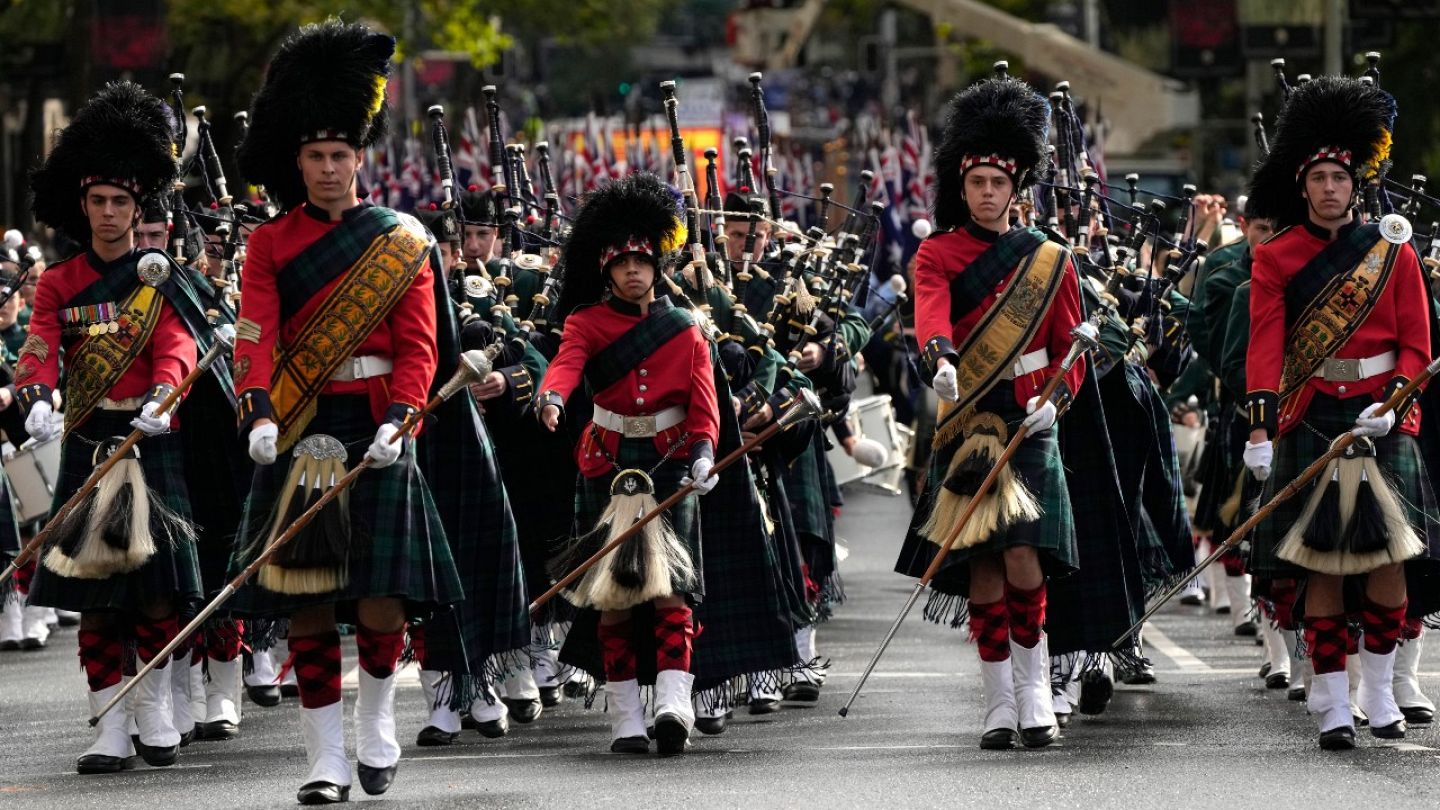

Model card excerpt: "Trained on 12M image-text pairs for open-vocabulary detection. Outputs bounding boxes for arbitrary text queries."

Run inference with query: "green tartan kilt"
[1250,393,1440,616]
[895,385,1079,598]
[27,409,202,614]
[569,434,703,600]
[225,394,463,617]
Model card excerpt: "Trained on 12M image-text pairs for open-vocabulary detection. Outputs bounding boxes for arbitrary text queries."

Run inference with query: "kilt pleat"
[1047,366,1149,654]
[225,394,463,617]
[178,372,250,594]
[1250,394,1440,619]
[416,393,531,678]
[27,409,202,614]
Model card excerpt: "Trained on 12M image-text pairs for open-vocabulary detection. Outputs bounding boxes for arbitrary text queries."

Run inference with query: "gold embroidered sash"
[1277,238,1399,426]
[270,224,431,452]
[932,239,1069,453]
[63,283,165,436]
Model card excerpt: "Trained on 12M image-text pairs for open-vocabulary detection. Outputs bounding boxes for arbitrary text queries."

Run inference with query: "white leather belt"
[592,405,686,438]
[1311,351,1395,382]
[99,396,144,411]
[331,355,393,382]
[1002,348,1050,380]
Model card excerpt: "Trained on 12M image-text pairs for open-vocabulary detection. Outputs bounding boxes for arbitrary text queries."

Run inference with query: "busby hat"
[554,173,686,321]
[1247,75,1396,228]
[933,78,1050,230]
[141,188,171,225]
[237,19,394,211]
[30,81,177,244]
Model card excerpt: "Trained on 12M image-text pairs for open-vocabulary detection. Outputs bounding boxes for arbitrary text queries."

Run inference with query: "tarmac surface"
[2,485,1439,809]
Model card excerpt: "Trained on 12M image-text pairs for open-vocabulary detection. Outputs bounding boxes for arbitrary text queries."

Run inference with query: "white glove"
[933,364,959,403]
[1243,440,1273,482]
[1352,402,1395,439]
[366,422,404,468]
[130,400,172,436]
[24,401,59,443]
[1022,396,1057,434]
[683,455,719,495]
[248,422,279,466]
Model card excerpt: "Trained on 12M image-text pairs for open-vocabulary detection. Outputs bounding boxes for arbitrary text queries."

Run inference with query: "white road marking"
[1142,622,1212,672]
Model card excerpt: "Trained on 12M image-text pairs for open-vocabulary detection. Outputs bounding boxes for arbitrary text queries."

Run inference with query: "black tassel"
[100,477,135,552]
[611,534,646,590]
[1340,479,1389,555]
[50,490,99,559]
[943,448,994,496]
[271,487,346,569]
[1300,479,1342,552]
[547,527,603,584]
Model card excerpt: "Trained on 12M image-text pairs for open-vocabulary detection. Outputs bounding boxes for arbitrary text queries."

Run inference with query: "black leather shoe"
[783,681,821,703]
[1121,663,1157,685]
[76,753,129,774]
[1258,662,1272,678]
[747,697,780,715]
[1020,725,1058,748]
[1179,594,1204,607]
[1078,670,1113,716]
[416,725,459,746]
[20,637,46,651]
[503,697,542,724]
[980,728,1018,750]
[0,640,18,651]
[1318,726,1356,750]
[178,727,195,747]
[539,686,562,708]
[563,679,589,699]
[653,715,689,757]
[357,762,396,795]
[1265,672,1290,690]
[475,714,509,738]
[1288,685,1307,701]
[1055,711,1071,729]
[297,781,350,804]
[695,712,729,735]
[246,684,282,707]
[1234,621,1258,637]
[610,735,649,754]
[1370,720,1406,740]
[1401,705,1434,725]
[133,740,177,767]
[196,719,239,741]
[280,684,300,698]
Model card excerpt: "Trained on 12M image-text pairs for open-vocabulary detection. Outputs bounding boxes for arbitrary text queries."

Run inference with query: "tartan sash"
[948,227,1047,323]
[277,206,399,322]
[1277,224,1399,421]
[60,259,166,436]
[582,300,695,395]
[270,215,433,452]
[932,236,1069,453]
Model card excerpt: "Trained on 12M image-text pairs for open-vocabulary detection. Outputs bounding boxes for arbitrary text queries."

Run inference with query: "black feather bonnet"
[933,78,1051,230]
[237,19,394,211]
[30,81,177,244]
[1246,75,1396,228]
[553,173,686,321]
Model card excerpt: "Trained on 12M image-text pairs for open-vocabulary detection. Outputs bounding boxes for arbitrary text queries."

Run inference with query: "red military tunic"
[540,297,720,478]
[1246,221,1429,438]
[234,203,438,430]
[913,223,1086,408]
[17,249,195,416]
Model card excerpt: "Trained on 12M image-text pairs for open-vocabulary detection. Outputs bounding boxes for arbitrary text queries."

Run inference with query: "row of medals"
[66,318,124,337]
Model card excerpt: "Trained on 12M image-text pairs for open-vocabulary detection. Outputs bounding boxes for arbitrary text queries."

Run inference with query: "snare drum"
[4,432,63,526]
[826,394,912,494]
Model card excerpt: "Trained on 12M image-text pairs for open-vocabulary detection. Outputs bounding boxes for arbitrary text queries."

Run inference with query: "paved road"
[2,487,1438,809]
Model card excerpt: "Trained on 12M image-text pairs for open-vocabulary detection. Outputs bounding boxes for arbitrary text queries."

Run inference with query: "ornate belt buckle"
[621,415,656,438]
[1326,358,1358,381]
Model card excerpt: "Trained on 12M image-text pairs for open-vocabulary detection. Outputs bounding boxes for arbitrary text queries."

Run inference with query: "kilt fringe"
[816,571,846,622]
[431,648,531,712]
[922,589,970,630]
